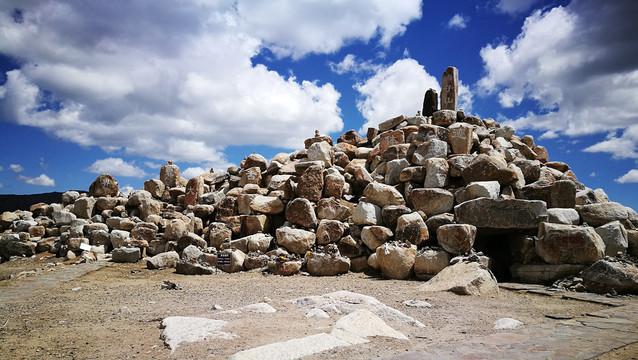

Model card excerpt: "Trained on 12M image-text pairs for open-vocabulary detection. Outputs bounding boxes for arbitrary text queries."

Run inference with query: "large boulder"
[577,202,629,227]
[73,197,96,219]
[411,188,454,217]
[285,198,318,229]
[414,248,451,280]
[595,221,628,256]
[581,260,638,295]
[147,251,180,269]
[316,220,347,245]
[295,164,324,202]
[536,223,605,265]
[454,198,547,229]
[375,243,416,280]
[160,161,181,188]
[437,224,477,255]
[276,227,316,254]
[352,202,383,226]
[521,180,576,208]
[363,182,405,207]
[88,174,119,197]
[395,212,429,247]
[418,261,499,296]
[361,226,393,250]
[306,251,350,276]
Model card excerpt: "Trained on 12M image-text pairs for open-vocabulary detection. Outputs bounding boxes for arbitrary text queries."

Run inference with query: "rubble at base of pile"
[1,66,638,296]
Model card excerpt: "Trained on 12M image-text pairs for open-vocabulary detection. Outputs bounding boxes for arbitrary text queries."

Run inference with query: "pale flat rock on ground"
[229,309,408,360]
[418,261,499,296]
[291,290,425,328]
[160,316,236,353]
[493,317,524,330]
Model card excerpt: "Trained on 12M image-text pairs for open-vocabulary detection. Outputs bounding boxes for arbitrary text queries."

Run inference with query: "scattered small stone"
[544,314,573,320]
[160,280,181,290]
[71,287,81,292]
[402,300,432,308]
[493,318,523,330]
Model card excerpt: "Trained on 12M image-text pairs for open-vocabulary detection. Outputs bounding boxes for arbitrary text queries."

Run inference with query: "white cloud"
[495,0,540,14]
[0,182,3,188]
[86,158,148,178]
[448,14,467,29]
[589,172,596,177]
[17,174,55,187]
[329,54,381,75]
[144,161,162,169]
[615,169,638,184]
[355,59,473,133]
[120,185,134,197]
[238,0,423,59]
[0,1,423,164]
[182,167,209,180]
[9,164,24,173]
[0,165,3,171]
[478,1,638,161]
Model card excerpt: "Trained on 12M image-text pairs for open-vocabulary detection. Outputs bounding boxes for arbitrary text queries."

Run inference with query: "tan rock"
[418,261,498,295]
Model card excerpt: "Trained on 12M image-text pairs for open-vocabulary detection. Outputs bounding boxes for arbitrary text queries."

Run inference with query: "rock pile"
[2,66,638,295]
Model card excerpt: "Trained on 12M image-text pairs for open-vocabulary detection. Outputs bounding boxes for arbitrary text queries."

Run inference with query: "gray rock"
[595,221,628,256]
[411,188,454,217]
[352,201,383,226]
[418,261,498,296]
[385,158,410,185]
[175,260,216,275]
[362,182,405,207]
[432,109,456,126]
[509,263,586,284]
[447,123,473,155]
[414,249,450,280]
[578,202,629,227]
[276,227,316,254]
[52,210,77,226]
[306,251,350,276]
[581,260,638,295]
[422,88,438,116]
[455,198,547,229]
[412,139,448,165]
[375,243,416,280]
[521,180,576,208]
[437,224,477,255]
[110,230,130,249]
[536,223,605,265]
[547,208,580,225]
[61,190,81,205]
[111,247,141,263]
[147,251,180,269]
[361,226,393,250]
[423,158,449,188]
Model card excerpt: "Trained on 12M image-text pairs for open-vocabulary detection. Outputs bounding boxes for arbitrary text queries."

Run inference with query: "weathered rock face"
[455,198,547,229]
[595,221,628,256]
[536,223,605,265]
[418,261,498,296]
[363,182,405,207]
[160,161,181,188]
[581,260,638,294]
[316,220,347,245]
[285,198,318,229]
[414,249,450,280]
[276,227,316,254]
[306,251,350,276]
[437,224,476,255]
[395,212,429,247]
[440,66,458,111]
[375,243,416,280]
[577,202,629,227]
[296,165,324,202]
[521,180,576,208]
[147,251,179,269]
[411,188,454,217]
[352,202,382,226]
[89,174,119,197]
[361,226,393,250]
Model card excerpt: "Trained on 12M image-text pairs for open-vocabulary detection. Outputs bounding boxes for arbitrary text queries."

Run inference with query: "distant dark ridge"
[0,192,68,213]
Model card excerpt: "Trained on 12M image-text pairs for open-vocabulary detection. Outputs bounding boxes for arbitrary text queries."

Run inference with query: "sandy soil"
[0,256,632,360]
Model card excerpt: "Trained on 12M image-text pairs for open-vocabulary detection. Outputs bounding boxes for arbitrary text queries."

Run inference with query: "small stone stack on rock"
[1,66,637,295]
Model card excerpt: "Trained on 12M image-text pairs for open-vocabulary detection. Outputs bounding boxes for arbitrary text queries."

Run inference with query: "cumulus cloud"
[144,161,162,169]
[0,166,3,171]
[329,54,381,75]
[238,0,422,59]
[0,1,422,164]
[495,0,540,14]
[0,182,3,188]
[182,167,209,180]
[478,1,638,160]
[120,185,134,197]
[355,59,473,133]
[448,14,467,29]
[616,170,638,184]
[17,174,55,187]
[86,158,148,178]
[9,164,24,173]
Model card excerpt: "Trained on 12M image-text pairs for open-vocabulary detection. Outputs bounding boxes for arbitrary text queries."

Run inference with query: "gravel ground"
[0,255,629,359]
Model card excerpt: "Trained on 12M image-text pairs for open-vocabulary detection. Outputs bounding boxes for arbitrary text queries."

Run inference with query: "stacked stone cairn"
[2,67,638,295]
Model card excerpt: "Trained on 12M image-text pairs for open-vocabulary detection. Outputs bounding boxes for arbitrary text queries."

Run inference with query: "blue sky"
[1,0,637,210]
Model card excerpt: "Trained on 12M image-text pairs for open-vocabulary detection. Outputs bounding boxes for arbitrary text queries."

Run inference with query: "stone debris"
[160,316,235,353]
[161,280,181,290]
[229,309,407,360]
[0,66,637,295]
[493,318,524,330]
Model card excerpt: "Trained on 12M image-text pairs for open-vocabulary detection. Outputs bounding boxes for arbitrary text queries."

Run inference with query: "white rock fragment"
[493,317,524,330]
[160,316,235,353]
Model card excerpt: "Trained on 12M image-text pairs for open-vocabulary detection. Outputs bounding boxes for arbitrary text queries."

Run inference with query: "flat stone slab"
[499,283,627,307]
[230,309,408,360]
[380,305,638,359]
[160,316,236,353]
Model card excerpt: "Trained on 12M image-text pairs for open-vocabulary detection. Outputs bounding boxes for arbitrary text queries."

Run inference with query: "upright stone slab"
[422,88,438,117]
[455,198,547,229]
[160,161,181,188]
[440,66,458,111]
[183,176,204,207]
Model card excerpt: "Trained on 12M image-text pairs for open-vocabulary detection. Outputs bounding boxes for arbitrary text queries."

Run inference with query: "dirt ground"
[0,255,635,360]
